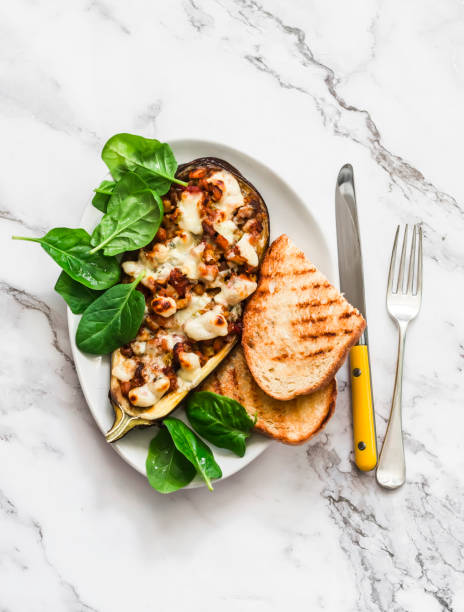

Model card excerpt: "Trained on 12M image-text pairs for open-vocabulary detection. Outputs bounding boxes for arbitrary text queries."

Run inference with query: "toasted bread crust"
[199,346,336,444]
[242,235,366,400]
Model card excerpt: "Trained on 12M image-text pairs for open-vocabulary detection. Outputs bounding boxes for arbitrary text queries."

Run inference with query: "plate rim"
[67,137,335,488]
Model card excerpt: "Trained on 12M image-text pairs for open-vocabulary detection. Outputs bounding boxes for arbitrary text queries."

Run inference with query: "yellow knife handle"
[350,344,377,471]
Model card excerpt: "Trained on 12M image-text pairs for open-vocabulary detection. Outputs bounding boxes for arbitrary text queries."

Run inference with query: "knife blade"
[336,164,377,471]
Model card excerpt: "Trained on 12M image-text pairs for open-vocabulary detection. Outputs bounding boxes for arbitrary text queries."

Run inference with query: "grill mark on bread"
[231,366,240,393]
[272,347,332,361]
[339,311,356,319]
[272,352,289,361]
[299,330,353,340]
[291,315,328,325]
[292,280,330,291]
[299,331,337,340]
[303,348,332,357]
[296,297,340,309]
[260,268,315,279]
[291,312,355,324]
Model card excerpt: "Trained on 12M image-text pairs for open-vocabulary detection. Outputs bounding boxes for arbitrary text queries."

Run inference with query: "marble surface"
[1,0,463,610]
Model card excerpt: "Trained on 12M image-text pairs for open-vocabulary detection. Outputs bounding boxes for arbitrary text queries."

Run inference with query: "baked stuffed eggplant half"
[106,158,270,442]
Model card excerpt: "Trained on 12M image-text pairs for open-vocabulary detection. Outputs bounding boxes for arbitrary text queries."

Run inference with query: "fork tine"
[407,225,417,294]
[396,225,408,293]
[387,226,400,294]
[416,225,423,296]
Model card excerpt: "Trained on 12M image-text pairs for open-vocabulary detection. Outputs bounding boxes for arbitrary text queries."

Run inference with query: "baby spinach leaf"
[146,428,196,494]
[92,180,116,213]
[105,172,152,214]
[186,391,256,457]
[93,172,160,216]
[54,271,103,314]
[76,273,145,354]
[12,228,120,290]
[89,172,163,256]
[101,133,187,194]
[164,418,222,491]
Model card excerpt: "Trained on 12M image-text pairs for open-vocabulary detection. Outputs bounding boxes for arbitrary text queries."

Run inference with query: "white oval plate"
[68,139,335,489]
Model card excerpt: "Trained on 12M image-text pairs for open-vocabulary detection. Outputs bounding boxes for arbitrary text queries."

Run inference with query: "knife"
[335,164,377,472]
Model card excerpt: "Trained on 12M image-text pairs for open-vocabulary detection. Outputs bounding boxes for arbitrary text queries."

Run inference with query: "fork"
[376,224,423,489]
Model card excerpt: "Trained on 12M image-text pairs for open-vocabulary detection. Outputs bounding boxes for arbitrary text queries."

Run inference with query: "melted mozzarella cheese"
[214,276,257,306]
[214,219,238,244]
[151,296,177,318]
[236,233,258,267]
[166,232,202,280]
[174,294,211,325]
[184,306,228,341]
[111,355,137,382]
[142,356,165,380]
[158,332,185,351]
[132,341,146,355]
[121,261,146,277]
[140,243,169,266]
[178,351,201,383]
[122,260,170,285]
[178,190,203,234]
[152,263,173,283]
[128,376,170,407]
[208,170,244,218]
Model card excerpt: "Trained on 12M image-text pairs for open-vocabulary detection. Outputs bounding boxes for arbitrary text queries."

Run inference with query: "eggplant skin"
[106,157,270,442]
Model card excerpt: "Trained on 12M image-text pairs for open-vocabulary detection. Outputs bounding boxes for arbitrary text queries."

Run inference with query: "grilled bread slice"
[242,234,365,400]
[199,346,336,444]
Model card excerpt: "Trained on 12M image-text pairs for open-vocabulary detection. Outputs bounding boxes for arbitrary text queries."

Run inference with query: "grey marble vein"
[182,0,464,271]
[0,23,99,145]
[230,0,463,209]
[307,437,464,612]
[87,0,131,35]
[0,490,98,612]
[33,520,99,612]
[0,281,73,365]
[245,55,308,94]
[0,208,47,234]
[185,0,215,32]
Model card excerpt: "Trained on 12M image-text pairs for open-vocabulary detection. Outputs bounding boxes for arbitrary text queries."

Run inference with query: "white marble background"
[1,1,463,610]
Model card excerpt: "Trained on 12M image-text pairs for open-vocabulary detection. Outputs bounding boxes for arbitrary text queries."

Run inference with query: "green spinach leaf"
[164,418,222,491]
[101,133,187,194]
[92,180,116,213]
[186,391,256,457]
[106,172,154,212]
[76,273,145,354]
[89,172,163,256]
[146,428,196,494]
[12,228,120,290]
[54,271,103,314]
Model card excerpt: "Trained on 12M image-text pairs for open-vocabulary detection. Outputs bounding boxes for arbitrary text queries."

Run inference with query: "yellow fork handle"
[350,344,377,471]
